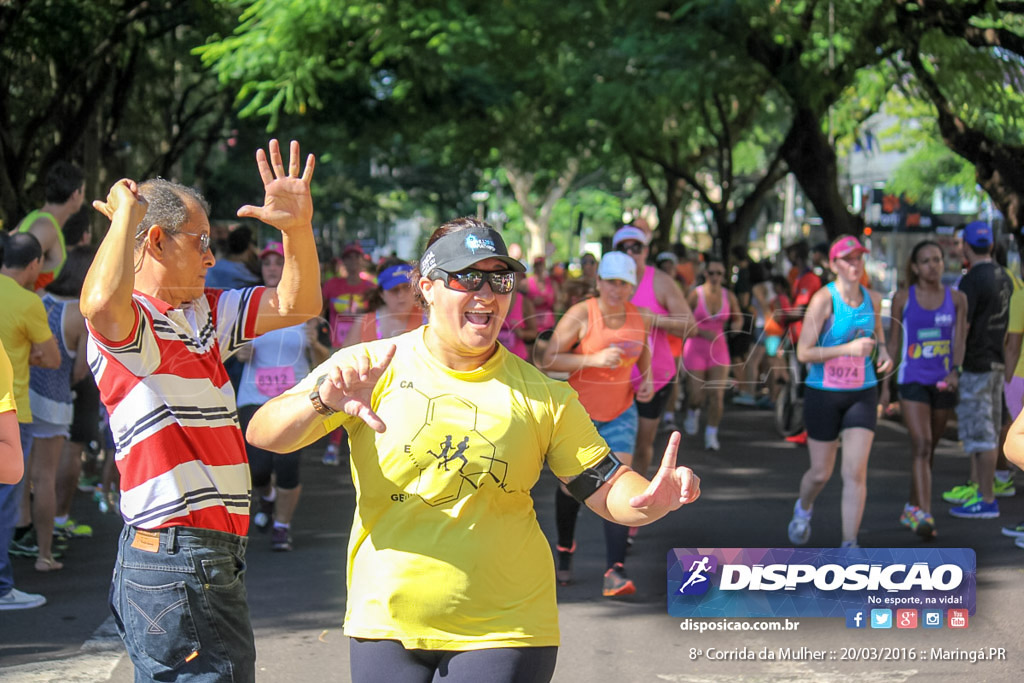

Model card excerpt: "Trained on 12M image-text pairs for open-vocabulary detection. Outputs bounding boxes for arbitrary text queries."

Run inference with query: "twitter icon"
[870,609,892,629]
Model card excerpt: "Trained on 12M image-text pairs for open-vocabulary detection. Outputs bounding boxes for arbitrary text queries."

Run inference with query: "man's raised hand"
[92,179,147,224]
[237,139,315,233]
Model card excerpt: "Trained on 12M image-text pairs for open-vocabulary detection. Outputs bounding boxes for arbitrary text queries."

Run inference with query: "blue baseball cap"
[378,263,414,290]
[963,220,993,248]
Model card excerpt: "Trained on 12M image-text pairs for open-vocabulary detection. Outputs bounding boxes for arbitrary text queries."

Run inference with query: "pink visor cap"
[829,235,868,261]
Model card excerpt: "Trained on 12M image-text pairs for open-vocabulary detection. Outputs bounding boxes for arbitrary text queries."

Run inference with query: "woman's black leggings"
[349,638,557,683]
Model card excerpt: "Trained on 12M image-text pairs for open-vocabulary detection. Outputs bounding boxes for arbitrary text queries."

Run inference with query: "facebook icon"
[845,609,866,629]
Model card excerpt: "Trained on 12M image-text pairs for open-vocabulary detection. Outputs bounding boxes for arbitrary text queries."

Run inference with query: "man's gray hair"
[135,179,210,246]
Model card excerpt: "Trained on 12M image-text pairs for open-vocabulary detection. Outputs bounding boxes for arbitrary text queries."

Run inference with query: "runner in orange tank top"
[540,252,657,597]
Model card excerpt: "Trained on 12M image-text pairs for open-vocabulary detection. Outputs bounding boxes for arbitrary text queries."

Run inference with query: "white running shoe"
[704,432,720,451]
[0,588,46,611]
[683,410,699,436]
[788,502,812,545]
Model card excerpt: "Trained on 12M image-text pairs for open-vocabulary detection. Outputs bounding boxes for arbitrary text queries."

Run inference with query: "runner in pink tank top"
[683,284,732,371]
[497,290,537,360]
[610,225,694,555]
[682,256,741,451]
[631,265,677,392]
[526,257,558,331]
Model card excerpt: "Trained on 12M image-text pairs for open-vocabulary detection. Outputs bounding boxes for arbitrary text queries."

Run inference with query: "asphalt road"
[1,405,1020,682]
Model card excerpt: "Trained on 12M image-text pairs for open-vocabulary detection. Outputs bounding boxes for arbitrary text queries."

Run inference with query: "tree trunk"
[940,129,1024,234]
[504,160,579,261]
[973,146,1024,235]
[651,173,686,256]
[0,147,21,228]
[781,108,862,240]
[897,36,1024,234]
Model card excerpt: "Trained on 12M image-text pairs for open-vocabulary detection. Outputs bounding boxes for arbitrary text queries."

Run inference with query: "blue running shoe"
[949,496,999,519]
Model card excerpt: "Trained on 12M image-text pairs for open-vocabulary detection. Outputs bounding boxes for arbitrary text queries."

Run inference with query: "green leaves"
[187,0,1024,237]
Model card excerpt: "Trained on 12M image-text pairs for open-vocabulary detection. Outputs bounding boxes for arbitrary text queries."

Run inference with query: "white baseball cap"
[597,251,637,285]
[656,251,678,264]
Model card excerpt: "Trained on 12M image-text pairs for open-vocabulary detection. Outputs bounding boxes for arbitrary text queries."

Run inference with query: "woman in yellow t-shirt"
[248,218,701,682]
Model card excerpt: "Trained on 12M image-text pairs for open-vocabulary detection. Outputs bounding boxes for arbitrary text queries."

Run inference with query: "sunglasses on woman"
[431,268,517,295]
[617,242,645,255]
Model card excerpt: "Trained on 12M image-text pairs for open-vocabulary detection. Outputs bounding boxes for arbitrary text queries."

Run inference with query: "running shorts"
[593,402,638,455]
[897,382,958,411]
[803,385,879,442]
[636,380,674,420]
[957,370,1002,453]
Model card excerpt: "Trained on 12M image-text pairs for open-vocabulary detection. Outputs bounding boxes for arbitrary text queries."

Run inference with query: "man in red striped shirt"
[81,140,321,682]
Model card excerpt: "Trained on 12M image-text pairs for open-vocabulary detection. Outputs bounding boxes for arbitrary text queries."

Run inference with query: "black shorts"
[727,329,753,360]
[636,380,675,420]
[897,382,958,410]
[804,386,879,442]
[69,376,101,447]
[238,404,303,489]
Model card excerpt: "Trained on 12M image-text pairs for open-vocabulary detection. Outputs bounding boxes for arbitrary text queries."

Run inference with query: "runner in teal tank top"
[787,236,893,548]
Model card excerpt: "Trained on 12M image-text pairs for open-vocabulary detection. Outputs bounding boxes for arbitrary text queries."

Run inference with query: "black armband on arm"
[566,452,623,502]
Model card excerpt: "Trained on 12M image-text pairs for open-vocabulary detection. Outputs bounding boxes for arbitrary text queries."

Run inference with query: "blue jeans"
[0,423,33,597]
[111,526,255,682]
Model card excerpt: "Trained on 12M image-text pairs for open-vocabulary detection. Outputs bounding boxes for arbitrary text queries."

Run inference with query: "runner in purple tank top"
[888,240,967,539]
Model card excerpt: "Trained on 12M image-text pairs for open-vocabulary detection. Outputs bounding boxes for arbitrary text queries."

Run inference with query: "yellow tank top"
[17,210,67,289]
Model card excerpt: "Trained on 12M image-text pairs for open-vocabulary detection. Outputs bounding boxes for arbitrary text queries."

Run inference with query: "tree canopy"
[0,0,238,229]
[6,0,1024,255]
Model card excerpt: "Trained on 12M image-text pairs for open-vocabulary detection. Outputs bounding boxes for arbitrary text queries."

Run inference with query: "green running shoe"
[942,481,977,504]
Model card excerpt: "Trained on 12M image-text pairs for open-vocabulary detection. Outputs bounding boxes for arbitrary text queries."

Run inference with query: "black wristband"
[566,452,623,502]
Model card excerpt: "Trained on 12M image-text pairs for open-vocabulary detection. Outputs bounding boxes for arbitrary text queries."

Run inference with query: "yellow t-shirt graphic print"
[292,326,608,650]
